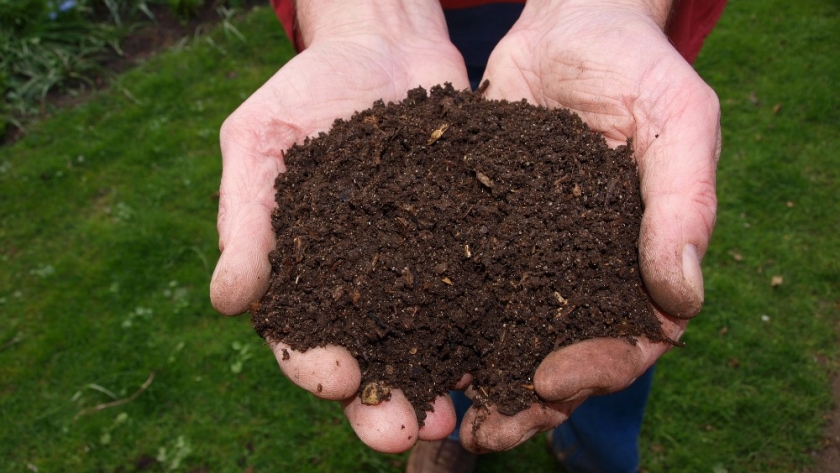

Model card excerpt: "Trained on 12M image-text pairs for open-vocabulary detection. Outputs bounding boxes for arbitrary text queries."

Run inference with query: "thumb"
[636,70,720,319]
[210,116,287,315]
[210,199,275,315]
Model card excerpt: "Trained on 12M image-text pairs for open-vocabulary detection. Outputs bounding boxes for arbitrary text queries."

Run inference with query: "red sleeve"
[270,0,726,63]
[270,0,304,52]
[665,0,727,63]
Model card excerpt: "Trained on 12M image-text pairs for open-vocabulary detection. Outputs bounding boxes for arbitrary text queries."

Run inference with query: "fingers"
[459,401,578,453]
[458,318,687,453]
[535,339,649,402]
[458,340,655,454]
[272,341,361,400]
[533,314,686,403]
[209,200,275,315]
[453,373,473,390]
[342,391,417,453]
[417,395,457,441]
[636,72,720,319]
[457,326,686,452]
[632,55,720,319]
[209,112,288,315]
[273,340,457,451]
[342,391,456,452]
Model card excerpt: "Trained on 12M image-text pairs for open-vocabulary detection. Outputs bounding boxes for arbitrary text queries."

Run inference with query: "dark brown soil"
[251,83,665,423]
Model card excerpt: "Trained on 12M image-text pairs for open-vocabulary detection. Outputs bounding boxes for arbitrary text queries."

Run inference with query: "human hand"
[209,0,470,453]
[457,0,720,452]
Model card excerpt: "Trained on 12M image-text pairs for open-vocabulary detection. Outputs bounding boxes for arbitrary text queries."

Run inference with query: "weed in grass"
[1,0,252,137]
[97,0,158,27]
[156,435,194,470]
[230,339,254,374]
[168,0,203,22]
[0,0,121,130]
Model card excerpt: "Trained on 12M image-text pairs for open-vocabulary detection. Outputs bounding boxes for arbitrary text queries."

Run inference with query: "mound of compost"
[251,83,664,422]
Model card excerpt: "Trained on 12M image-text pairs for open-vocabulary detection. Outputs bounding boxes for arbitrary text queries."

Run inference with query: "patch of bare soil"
[109,1,262,72]
[809,369,840,472]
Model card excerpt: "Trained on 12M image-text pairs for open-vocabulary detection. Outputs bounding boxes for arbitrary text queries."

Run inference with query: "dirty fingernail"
[682,244,704,303]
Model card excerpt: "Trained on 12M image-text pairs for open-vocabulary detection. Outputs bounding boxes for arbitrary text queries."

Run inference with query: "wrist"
[521,0,674,31]
[295,0,451,48]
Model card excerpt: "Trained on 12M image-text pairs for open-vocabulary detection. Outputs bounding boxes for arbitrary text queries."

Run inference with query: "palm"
[455,8,721,452]
[213,36,469,317]
[211,35,469,453]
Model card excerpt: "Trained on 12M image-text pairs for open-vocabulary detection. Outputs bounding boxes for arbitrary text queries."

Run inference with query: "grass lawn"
[1,1,838,472]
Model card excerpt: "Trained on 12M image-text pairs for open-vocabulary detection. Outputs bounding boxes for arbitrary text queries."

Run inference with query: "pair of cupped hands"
[209,0,719,455]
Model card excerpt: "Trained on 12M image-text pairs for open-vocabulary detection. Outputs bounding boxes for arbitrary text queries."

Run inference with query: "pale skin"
[210,0,719,454]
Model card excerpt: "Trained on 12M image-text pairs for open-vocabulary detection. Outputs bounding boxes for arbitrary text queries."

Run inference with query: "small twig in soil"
[329,258,344,272]
[377,127,401,166]
[74,372,155,420]
[365,312,406,337]
[352,336,369,363]
[663,336,687,348]
[553,304,582,350]
[604,178,619,204]
[293,236,305,262]
[555,303,580,320]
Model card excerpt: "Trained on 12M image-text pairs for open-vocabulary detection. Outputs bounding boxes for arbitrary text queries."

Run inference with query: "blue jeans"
[444,3,524,91]
[448,367,655,473]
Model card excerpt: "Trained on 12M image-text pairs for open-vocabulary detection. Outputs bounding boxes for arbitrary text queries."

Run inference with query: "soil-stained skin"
[251,83,664,423]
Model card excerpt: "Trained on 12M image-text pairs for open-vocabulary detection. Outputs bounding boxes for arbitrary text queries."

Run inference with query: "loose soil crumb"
[251,83,665,423]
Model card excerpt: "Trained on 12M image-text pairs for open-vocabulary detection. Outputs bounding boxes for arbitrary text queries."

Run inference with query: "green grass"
[0,1,838,472]
[642,0,840,471]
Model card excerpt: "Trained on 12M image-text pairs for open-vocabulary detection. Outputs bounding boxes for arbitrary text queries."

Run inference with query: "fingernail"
[557,388,591,404]
[682,244,704,303]
[514,428,540,448]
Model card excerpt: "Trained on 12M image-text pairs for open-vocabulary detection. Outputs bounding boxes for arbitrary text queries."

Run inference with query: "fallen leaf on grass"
[771,275,784,287]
